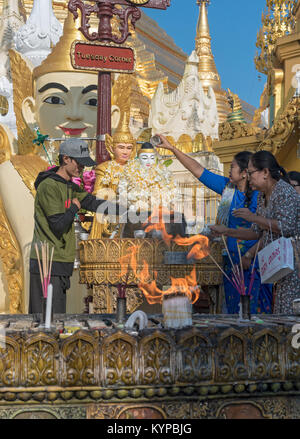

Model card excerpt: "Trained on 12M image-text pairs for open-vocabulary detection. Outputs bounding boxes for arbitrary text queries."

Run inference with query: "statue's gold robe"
[89,160,129,239]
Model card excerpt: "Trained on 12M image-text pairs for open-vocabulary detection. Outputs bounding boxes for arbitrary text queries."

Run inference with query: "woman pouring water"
[155,134,272,315]
[210,150,300,314]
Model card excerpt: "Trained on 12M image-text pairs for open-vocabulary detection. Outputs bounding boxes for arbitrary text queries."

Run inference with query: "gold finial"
[33,11,97,79]
[196,0,211,37]
[195,0,221,91]
[105,112,136,159]
[255,0,295,75]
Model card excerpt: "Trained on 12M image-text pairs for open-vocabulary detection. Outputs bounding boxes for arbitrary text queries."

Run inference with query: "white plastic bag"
[258,236,294,284]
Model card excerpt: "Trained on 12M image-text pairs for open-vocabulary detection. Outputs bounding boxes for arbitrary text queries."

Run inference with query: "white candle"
[45,283,53,329]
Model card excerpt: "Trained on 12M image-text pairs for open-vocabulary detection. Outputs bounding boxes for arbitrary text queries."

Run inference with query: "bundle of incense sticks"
[207,235,260,297]
[34,241,54,298]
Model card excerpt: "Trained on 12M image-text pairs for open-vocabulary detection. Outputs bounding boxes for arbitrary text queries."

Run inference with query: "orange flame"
[139,265,200,305]
[143,207,173,246]
[118,207,211,305]
[173,234,210,260]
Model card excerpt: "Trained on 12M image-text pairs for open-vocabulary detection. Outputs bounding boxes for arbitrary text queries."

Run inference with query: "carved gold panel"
[177,329,213,383]
[251,330,284,381]
[102,332,138,386]
[216,329,249,382]
[22,333,59,387]
[61,331,100,387]
[139,332,175,385]
[286,334,300,381]
[79,238,223,287]
[0,336,21,387]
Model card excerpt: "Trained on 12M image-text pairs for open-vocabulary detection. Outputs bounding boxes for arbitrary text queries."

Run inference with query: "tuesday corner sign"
[71,40,136,73]
[71,40,135,73]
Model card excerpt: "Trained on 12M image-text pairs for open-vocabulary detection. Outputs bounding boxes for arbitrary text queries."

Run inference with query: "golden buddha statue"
[89,112,136,239]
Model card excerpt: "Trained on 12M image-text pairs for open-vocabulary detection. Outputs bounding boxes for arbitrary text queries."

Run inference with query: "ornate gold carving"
[103,332,137,386]
[61,332,100,387]
[112,72,150,129]
[0,336,20,387]
[177,330,213,383]
[252,330,283,380]
[140,332,174,385]
[92,285,143,314]
[191,401,211,418]
[79,238,223,288]
[10,155,48,196]
[216,329,248,382]
[87,403,167,419]
[219,121,261,141]
[22,334,59,386]
[258,97,300,153]
[0,124,11,164]
[0,193,23,313]
[0,322,296,417]
[255,0,295,75]
[287,333,300,380]
[9,49,36,155]
[0,95,9,117]
[261,399,288,419]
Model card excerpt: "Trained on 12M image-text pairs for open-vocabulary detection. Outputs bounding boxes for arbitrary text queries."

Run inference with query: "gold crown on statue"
[33,12,97,79]
[105,112,136,159]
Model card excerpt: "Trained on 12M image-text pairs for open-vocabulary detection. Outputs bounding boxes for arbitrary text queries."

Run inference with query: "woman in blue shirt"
[156,134,272,314]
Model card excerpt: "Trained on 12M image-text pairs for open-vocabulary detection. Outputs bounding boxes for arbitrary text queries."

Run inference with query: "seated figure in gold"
[118,142,186,238]
[89,113,136,239]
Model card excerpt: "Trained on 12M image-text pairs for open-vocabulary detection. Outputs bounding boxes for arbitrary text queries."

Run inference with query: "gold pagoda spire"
[195,0,230,123]
[195,0,221,91]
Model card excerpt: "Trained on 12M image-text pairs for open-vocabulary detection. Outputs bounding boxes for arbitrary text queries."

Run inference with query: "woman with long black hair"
[211,150,300,314]
[156,135,273,315]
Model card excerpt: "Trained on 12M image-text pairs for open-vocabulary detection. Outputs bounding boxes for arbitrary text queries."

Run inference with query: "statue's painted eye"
[44,96,65,105]
[85,98,97,107]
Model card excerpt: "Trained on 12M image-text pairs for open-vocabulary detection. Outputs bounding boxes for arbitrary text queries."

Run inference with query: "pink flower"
[72,177,82,187]
[72,170,96,193]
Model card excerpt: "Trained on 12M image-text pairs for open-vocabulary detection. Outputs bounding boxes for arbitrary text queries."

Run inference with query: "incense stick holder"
[116,297,127,325]
[240,295,251,320]
[42,296,53,325]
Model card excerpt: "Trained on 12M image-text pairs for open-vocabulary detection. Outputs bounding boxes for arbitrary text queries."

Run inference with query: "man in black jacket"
[29,138,120,314]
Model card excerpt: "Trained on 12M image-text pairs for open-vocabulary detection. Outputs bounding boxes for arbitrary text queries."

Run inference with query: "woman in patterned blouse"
[211,150,300,314]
